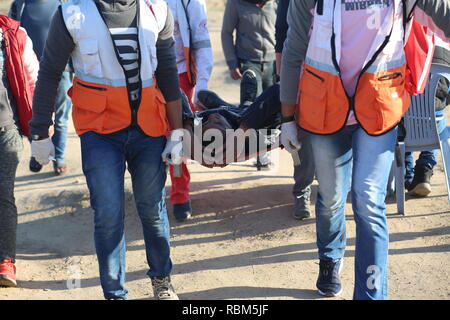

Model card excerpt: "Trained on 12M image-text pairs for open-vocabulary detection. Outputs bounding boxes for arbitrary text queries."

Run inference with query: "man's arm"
[189,0,214,102]
[221,0,239,71]
[275,0,290,75]
[29,7,75,138]
[154,8,182,130]
[280,0,314,116]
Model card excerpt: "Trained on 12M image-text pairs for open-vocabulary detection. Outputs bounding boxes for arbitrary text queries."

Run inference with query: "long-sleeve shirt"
[221,0,278,69]
[166,0,214,101]
[275,0,289,53]
[30,0,180,138]
[280,0,450,106]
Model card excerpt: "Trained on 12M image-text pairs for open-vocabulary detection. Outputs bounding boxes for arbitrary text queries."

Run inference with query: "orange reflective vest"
[298,0,411,136]
[62,0,169,136]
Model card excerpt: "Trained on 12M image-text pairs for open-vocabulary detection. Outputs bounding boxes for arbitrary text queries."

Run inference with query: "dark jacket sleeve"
[29,6,75,138]
[154,8,181,102]
[275,0,290,53]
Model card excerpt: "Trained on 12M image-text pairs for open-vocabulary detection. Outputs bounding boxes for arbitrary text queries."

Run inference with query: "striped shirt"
[110,27,141,109]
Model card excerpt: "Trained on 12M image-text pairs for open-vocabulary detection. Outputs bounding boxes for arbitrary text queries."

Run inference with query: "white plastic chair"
[392,63,450,215]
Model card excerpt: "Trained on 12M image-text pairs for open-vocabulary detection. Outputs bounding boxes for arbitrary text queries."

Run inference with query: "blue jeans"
[405,112,446,183]
[309,125,397,300]
[52,71,73,162]
[80,128,172,299]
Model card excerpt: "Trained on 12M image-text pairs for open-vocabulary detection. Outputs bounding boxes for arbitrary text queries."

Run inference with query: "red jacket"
[0,15,37,137]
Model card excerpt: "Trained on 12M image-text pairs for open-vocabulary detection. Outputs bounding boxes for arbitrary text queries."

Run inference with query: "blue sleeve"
[275,0,290,53]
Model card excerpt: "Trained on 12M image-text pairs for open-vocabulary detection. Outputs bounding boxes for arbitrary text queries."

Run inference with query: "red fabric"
[0,15,34,137]
[404,19,435,96]
[169,72,194,204]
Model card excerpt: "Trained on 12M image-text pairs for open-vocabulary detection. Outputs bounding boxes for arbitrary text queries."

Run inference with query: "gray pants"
[293,129,315,197]
[0,128,22,262]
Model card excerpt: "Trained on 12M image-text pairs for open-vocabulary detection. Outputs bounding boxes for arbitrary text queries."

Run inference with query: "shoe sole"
[0,276,17,287]
[175,213,192,222]
[317,287,343,297]
[293,213,311,220]
[408,183,431,197]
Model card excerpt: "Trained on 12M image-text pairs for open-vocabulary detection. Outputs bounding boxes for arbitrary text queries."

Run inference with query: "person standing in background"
[405,36,450,197]
[275,0,315,220]
[0,14,38,288]
[221,0,278,169]
[165,0,213,222]
[9,0,74,176]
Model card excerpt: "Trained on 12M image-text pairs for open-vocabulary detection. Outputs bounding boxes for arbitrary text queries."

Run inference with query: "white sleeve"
[20,27,39,93]
[189,0,213,102]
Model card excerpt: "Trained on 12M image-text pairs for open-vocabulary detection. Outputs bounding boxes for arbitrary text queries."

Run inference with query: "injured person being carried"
[180,84,285,167]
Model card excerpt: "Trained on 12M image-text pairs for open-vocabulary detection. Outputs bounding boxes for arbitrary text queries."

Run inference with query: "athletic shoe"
[173,200,192,222]
[151,276,179,300]
[293,189,311,220]
[29,157,43,173]
[316,258,343,297]
[407,166,433,197]
[0,258,17,287]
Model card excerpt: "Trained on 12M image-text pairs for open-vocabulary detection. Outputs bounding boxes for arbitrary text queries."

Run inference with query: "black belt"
[0,124,17,132]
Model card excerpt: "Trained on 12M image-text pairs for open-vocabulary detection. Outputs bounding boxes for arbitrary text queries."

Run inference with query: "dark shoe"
[407,166,433,197]
[173,200,192,222]
[29,157,43,173]
[293,189,311,220]
[197,90,236,110]
[53,160,68,176]
[316,258,343,297]
[240,69,258,106]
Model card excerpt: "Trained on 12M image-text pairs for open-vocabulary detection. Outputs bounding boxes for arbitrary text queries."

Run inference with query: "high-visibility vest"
[62,0,168,136]
[298,0,411,136]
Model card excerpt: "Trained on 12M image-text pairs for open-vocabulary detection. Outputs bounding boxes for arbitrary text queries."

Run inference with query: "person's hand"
[280,121,301,153]
[31,138,55,165]
[230,68,243,80]
[161,129,185,165]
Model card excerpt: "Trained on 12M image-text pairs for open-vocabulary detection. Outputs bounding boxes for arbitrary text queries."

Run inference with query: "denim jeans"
[309,124,397,300]
[293,129,315,197]
[80,128,172,299]
[239,60,275,106]
[405,111,447,183]
[52,71,73,162]
[0,128,22,263]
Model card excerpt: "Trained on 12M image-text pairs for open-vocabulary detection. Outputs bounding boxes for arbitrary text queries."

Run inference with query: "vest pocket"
[298,69,327,132]
[375,82,410,132]
[78,39,103,78]
[72,82,107,134]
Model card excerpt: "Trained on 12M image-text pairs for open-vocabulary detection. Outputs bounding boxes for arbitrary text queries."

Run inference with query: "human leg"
[52,71,73,174]
[80,131,128,299]
[351,127,396,300]
[0,129,22,287]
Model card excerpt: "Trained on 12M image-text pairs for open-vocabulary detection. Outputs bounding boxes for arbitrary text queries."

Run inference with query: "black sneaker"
[240,69,258,106]
[173,200,192,222]
[316,258,343,297]
[407,165,433,197]
[293,188,311,220]
[29,157,43,173]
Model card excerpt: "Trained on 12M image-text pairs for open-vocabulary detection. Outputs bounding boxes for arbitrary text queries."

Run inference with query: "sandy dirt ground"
[0,0,449,300]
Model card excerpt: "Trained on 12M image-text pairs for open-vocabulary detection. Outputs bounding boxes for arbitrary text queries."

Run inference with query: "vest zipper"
[378,72,402,81]
[305,69,325,82]
[77,81,107,91]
